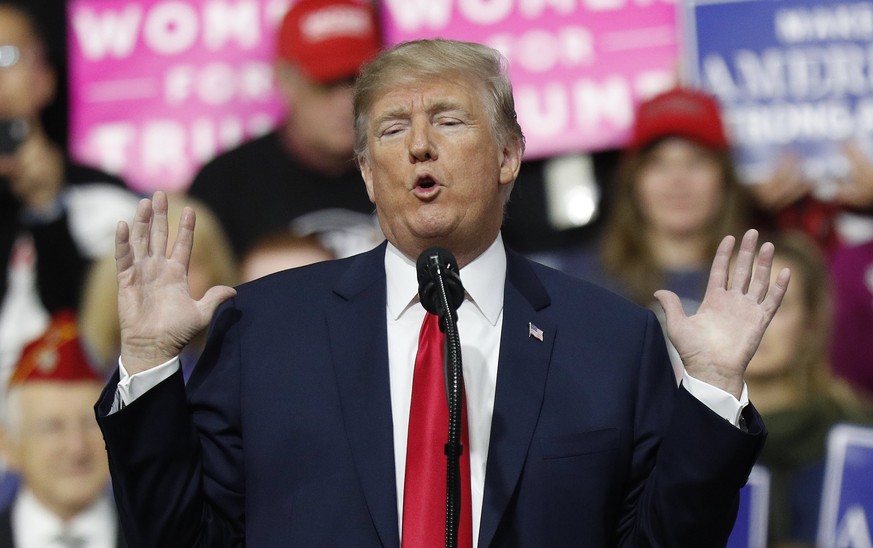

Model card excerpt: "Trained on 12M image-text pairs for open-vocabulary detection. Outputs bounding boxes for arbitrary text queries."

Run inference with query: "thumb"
[653,290,685,324]
[197,285,237,319]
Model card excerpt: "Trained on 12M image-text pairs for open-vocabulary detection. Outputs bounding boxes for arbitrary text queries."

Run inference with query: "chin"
[56,478,108,503]
[410,214,454,237]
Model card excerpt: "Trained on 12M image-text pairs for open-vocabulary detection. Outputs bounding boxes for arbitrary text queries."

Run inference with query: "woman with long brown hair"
[555,88,753,375]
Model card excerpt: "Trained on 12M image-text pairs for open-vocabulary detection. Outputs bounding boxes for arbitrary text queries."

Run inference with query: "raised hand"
[748,153,811,212]
[115,191,236,374]
[654,229,791,399]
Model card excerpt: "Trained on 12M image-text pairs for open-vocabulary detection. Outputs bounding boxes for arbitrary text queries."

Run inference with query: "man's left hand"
[654,229,791,399]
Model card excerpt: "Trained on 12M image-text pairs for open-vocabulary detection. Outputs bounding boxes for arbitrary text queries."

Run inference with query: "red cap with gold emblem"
[8,310,102,386]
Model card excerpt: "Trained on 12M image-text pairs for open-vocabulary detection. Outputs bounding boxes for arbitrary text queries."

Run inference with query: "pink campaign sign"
[68,0,291,193]
[380,0,680,159]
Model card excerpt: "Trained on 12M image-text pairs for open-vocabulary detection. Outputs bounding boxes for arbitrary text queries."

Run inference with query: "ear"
[358,153,376,204]
[498,138,522,187]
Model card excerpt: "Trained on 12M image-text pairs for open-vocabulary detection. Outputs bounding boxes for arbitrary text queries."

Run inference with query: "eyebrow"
[373,106,410,128]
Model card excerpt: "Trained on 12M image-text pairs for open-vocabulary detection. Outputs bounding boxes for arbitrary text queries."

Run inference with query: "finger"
[169,206,196,267]
[707,234,736,291]
[149,191,169,257]
[129,197,154,261]
[115,221,132,274]
[747,241,775,303]
[653,289,685,324]
[196,285,237,323]
[729,229,759,293]
[762,267,792,316]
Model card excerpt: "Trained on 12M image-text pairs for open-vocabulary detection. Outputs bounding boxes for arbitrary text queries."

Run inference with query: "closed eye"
[379,123,407,137]
[435,115,464,128]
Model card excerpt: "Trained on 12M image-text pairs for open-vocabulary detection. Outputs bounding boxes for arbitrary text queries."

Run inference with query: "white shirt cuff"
[111,356,181,412]
[681,371,748,427]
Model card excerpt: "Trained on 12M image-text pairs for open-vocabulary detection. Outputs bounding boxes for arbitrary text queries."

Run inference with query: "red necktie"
[402,312,472,548]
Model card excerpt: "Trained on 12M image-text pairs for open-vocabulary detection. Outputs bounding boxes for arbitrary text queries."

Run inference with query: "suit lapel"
[478,250,555,548]
[326,246,555,547]
[328,243,400,548]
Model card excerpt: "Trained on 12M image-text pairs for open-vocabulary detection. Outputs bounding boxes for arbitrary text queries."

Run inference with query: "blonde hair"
[353,38,525,162]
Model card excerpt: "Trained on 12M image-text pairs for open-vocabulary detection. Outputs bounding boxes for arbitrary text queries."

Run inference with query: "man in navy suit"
[96,39,790,547]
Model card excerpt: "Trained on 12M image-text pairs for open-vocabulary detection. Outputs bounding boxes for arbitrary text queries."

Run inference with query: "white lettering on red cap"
[301,6,372,43]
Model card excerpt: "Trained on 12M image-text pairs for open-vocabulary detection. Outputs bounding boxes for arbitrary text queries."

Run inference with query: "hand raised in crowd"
[654,229,791,399]
[0,123,64,211]
[748,153,812,212]
[116,191,236,375]
[836,141,873,209]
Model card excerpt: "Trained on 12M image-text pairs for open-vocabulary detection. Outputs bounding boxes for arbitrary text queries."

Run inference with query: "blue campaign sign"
[818,423,873,547]
[727,465,770,548]
[684,0,873,191]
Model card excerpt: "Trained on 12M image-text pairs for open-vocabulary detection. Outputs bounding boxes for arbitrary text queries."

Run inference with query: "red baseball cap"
[9,310,102,387]
[629,87,729,151]
[277,0,381,84]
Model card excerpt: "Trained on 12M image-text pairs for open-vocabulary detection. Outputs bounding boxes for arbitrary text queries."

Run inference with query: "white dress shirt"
[115,233,747,546]
[12,489,118,548]
[385,236,506,545]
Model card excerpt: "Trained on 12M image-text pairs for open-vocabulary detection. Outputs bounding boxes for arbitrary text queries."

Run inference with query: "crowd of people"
[0,0,871,546]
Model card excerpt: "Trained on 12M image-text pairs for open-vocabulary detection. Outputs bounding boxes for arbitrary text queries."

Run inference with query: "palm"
[655,230,791,398]
[115,192,235,374]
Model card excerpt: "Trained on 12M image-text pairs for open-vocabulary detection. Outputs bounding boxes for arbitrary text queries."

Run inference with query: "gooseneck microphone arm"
[434,264,464,548]
[417,248,465,548]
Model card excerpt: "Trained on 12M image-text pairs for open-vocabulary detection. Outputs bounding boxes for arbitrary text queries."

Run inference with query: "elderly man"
[97,39,789,546]
[0,311,124,547]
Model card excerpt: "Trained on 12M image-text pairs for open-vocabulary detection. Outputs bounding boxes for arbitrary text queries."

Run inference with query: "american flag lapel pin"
[528,322,544,342]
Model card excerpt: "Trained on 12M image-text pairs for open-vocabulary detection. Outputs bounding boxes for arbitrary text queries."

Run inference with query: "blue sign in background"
[727,465,770,548]
[685,0,873,192]
[818,423,873,546]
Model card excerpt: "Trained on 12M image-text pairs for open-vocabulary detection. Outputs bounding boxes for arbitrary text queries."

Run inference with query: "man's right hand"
[116,191,236,375]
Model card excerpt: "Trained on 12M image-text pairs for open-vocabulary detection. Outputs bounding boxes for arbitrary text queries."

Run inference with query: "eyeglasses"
[0,45,20,68]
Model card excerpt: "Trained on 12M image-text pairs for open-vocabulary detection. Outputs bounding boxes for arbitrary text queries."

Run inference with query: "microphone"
[416,247,464,326]
[416,246,465,548]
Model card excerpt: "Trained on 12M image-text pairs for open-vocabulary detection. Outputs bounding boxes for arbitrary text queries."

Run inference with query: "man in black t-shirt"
[188,0,383,260]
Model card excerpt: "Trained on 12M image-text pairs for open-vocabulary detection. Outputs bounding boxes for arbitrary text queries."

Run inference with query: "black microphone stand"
[433,270,464,548]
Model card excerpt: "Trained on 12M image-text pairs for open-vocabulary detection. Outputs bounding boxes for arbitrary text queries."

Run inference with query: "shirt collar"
[13,488,116,546]
[385,234,506,325]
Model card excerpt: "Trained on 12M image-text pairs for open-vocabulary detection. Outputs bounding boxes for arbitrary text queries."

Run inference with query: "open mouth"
[413,175,441,197]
